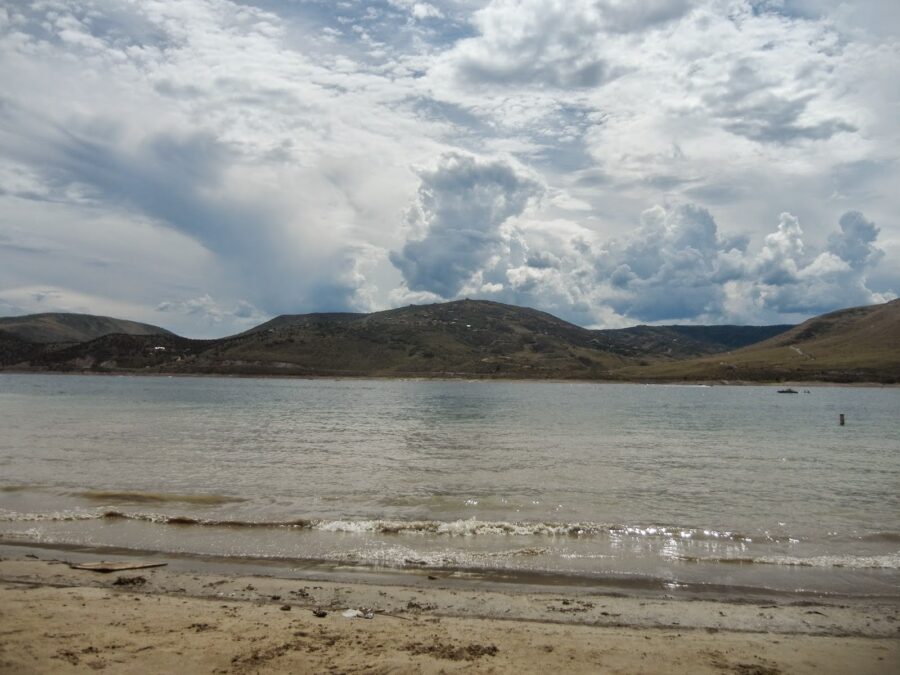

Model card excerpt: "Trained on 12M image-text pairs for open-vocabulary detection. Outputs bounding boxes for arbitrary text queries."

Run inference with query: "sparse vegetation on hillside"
[617,299,900,383]
[1,299,896,382]
[0,313,174,344]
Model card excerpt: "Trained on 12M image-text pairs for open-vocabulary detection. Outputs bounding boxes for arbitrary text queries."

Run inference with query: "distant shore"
[1,368,897,387]
[1,550,897,674]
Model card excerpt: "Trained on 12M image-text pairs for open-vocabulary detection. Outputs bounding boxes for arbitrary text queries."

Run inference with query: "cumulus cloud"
[390,153,542,298]
[755,213,806,285]
[827,211,883,270]
[594,204,748,321]
[438,0,692,89]
[598,207,892,322]
[391,172,892,324]
[0,0,897,333]
[747,210,892,315]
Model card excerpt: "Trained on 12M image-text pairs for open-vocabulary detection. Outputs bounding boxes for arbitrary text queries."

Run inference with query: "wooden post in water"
[839,413,845,426]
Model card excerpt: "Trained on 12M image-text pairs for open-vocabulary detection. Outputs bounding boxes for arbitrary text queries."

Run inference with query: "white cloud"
[390,152,543,298]
[155,294,267,333]
[437,0,693,88]
[0,0,897,333]
[755,213,806,285]
[389,1,445,20]
[391,180,892,325]
[745,209,893,316]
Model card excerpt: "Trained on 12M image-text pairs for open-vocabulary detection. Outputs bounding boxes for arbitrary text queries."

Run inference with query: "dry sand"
[1,554,897,674]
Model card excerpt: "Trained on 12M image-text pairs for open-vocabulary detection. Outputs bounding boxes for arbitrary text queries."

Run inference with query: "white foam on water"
[755,553,900,569]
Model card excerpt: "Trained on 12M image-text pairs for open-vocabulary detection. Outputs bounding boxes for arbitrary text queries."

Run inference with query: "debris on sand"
[404,641,499,661]
[112,575,147,587]
[342,608,375,619]
[69,561,167,573]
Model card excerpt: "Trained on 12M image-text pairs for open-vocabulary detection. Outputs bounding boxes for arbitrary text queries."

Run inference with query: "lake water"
[1,374,898,597]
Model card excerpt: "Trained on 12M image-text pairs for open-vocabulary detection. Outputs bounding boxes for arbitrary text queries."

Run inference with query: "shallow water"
[1,374,898,596]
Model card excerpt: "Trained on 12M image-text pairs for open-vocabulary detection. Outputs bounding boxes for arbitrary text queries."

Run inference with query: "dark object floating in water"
[68,561,167,573]
[777,388,799,394]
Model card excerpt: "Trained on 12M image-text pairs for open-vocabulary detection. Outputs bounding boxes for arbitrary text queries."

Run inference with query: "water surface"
[1,374,897,596]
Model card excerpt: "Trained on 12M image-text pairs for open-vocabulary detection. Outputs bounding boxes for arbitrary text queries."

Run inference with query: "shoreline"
[1,551,897,673]
[3,539,899,604]
[1,368,897,387]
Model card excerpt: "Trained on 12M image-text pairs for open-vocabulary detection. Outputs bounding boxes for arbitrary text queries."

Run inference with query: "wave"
[0,511,764,542]
[2,511,897,570]
[0,510,102,522]
[312,519,762,541]
[74,490,246,505]
[676,553,900,569]
[859,532,900,544]
[754,554,900,569]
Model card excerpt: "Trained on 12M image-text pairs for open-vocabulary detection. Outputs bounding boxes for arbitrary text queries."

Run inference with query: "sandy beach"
[1,551,897,674]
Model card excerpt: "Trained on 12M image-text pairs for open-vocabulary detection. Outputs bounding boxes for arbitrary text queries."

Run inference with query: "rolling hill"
[0,313,174,344]
[1,299,896,382]
[590,323,792,360]
[175,300,630,378]
[618,298,900,383]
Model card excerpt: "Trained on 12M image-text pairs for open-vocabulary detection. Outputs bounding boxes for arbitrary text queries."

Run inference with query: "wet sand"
[1,553,898,674]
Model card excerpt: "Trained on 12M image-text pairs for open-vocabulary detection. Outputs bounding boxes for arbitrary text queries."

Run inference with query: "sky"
[0,0,897,337]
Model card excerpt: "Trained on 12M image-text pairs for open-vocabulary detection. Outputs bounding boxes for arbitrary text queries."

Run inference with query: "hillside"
[4,298,894,382]
[0,313,174,344]
[1,299,779,378]
[590,324,792,359]
[188,300,628,378]
[618,298,900,383]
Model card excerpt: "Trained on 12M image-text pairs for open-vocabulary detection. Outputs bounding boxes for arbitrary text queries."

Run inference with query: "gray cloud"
[720,95,856,144]
[603,207,891,321]
[1,0,897,333]
[707,63,856,145]
[593,204,746,321]
[0,232,51,255]
[750,210,888,315]
[392,177,892,325]
[390,153,542,297]
[25,122,364,313]
[827,211,883,271]
[155,294,265,329]
[442,0,693,89]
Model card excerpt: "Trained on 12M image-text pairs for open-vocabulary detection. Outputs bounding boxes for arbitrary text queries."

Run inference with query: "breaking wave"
[0,511,757,541]
[1,511,897,569]
[675,554,900,569]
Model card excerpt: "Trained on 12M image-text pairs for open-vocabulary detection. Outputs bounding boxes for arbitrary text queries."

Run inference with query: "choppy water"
[1,374,898,596]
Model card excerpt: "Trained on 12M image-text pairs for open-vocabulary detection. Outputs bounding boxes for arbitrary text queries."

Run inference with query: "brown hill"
[7,299,890,382]
[0,313,174,344]
[590,324,792,359]
[196,300,627,377]
[617,298,900,383]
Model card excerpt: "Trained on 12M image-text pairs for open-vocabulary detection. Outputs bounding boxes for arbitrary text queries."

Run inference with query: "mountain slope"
[198,300,628,377]
[7,298,891,382]
[617,299,900,383]
[590,324,792,359]
[0,313,174,344]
